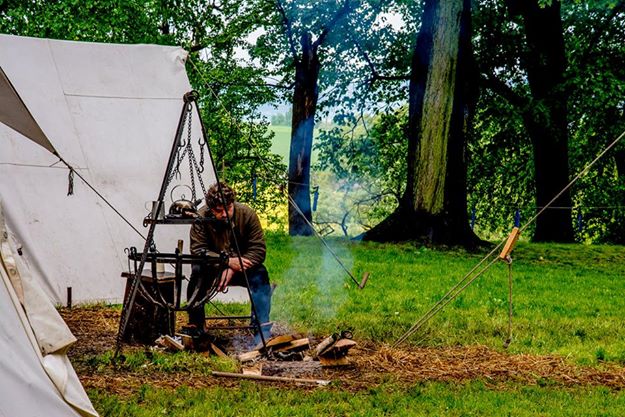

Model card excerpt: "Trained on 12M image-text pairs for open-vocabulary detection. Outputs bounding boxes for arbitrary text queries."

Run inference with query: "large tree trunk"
[512,0,574,242]
[364,0,482,247]
[288,32,319,236]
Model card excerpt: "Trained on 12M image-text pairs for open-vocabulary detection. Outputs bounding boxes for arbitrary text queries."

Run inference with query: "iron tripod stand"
[115,91,269,356]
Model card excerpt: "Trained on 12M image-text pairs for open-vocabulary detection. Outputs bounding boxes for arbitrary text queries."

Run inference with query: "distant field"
[268,125,291,161]
[268,124,319,163]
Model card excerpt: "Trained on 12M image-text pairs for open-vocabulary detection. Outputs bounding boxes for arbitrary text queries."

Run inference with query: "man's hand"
[228,256,253,272]
[217,267,235,292]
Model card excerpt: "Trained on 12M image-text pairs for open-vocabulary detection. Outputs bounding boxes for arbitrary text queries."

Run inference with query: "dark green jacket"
[189,202,266,266]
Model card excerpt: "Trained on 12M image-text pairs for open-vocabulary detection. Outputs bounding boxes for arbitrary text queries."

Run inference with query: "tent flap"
[0,66,56,154]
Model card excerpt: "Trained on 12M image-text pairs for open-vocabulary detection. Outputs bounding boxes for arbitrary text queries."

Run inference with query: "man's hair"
[205,182,236,209]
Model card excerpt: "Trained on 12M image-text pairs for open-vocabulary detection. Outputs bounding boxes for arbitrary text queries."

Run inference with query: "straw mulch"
[352,343,625,389]
[60,306,625,396]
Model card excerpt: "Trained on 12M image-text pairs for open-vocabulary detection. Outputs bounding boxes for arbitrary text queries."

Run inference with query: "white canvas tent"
[0,34,216,304]
[0,200,98,417]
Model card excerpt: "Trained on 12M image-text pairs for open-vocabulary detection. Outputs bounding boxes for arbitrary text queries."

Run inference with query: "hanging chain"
[174,105,192,180]
[187,140,197,203]
[189,146,207,197]
[185,104,198,203]
[167,146,188,187]
[198,136,206,173]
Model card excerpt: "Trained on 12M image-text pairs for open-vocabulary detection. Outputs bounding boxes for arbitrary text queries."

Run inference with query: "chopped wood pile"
[238,332,357,365]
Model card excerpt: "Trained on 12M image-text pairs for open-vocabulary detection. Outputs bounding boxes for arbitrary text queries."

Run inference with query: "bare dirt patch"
[60,306,625,396]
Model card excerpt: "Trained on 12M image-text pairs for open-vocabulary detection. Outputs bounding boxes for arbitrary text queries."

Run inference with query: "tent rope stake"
[504,260,513,349]
[393,127,625,347]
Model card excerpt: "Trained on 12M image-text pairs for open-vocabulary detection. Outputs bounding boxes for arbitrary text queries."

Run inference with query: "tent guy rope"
[393,127,625,347]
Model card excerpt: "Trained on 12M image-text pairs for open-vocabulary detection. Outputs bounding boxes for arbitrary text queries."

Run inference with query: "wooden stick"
[211,371,330,386]
[359,272,370,289]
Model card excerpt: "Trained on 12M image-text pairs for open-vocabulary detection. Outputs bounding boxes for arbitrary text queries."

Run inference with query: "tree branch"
[351,33,379,78]
[349,33,409,86]
[370,74,410,82]
[313,0,352,48]
[189,43,206,53]
[276,0,299,62]
[480,73,528,109]
[576,0,625,67]
[210,80,295,90]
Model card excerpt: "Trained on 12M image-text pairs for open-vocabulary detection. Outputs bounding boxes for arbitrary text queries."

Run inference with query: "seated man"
[187,182,272,341]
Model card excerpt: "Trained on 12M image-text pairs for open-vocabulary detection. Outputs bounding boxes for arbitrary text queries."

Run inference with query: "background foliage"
[1,0,625,242]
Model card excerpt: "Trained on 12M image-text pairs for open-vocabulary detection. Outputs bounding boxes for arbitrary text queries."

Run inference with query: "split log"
[314,335,337,357]
[274,338,310,353]
[177,334,194,350]
[254,334,296,351]
[237,350,261,362]
[155,335,184,351]
[210,343,228,358]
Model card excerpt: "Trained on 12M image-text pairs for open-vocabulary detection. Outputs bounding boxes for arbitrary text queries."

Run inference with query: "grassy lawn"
[91,381,625,416]
[82,235,625,415]
[265,235,625,365]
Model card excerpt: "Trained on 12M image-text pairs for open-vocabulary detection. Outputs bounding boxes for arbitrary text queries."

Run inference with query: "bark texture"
[364,0,482,247]
[512,0,574,242]
[288,32,319,236]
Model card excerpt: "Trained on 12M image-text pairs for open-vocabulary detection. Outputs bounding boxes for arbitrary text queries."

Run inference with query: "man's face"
[210,203,234,221]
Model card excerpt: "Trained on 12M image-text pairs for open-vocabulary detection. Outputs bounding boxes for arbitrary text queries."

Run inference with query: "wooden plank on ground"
[212,371,330,386]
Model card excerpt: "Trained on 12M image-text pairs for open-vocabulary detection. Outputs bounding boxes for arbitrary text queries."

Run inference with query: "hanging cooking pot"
[168,185,199,218]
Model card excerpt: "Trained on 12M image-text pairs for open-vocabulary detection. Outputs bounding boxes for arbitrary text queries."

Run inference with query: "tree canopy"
[2,0,625,243]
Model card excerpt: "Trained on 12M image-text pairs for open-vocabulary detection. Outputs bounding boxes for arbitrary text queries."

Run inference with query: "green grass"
[88,237,625,415]
[263,235,625,365]
[90,381,625,416]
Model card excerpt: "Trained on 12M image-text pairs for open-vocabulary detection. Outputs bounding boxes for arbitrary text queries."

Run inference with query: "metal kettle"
[168,185,200,218]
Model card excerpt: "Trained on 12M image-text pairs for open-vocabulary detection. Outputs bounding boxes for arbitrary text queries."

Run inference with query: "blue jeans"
[187,263,272,338]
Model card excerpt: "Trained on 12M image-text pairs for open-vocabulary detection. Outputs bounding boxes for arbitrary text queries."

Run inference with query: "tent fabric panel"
[2,216,77,354]
[0,249,84,417]
[0,165,125,304]
[51,41,189,99]
[0,200,98,417]
[42,353,99,417]
[0,34,207,304]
